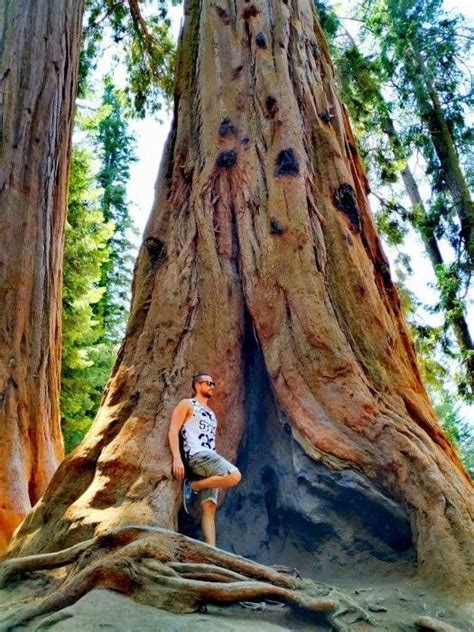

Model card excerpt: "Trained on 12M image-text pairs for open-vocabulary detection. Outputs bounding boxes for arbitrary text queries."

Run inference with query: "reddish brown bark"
[0,0,84,551]
[9,0,473,593]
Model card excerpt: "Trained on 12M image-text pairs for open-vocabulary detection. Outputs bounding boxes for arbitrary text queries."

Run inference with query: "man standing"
[168,373,241,546]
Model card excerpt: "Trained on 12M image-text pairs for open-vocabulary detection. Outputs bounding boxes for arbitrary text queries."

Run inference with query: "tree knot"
[376,260,393,291]
[242,5,259,20]
[270,218,285,235]
[319,110,333,125]
[310,40,320,57]
[219,118,238,137]
[256,33,267,49]
[214,5,230,24]
[265,95,278,118]
[143,236,166,269]
[275,149,300,177]
[333,183,361,233]
[216,150,237,168]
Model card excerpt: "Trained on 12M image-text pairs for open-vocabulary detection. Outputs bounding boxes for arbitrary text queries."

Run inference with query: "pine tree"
[315,0,473,396]
[434,391,474,479]
[61,79,138,452]
[360,0,473,271]
[95,78,138,348]
[61,146,113,452]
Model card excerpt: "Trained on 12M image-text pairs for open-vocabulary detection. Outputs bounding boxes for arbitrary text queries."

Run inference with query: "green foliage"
[375,198,407,245]
[62,77,138,452]
[433,391,474,478]
[61,147,113,453]
[125,11,175,115]
[315,0,473,399]
[393,271,473,473]
[80,0,176,116]
[314,0,340,39]
[411,324,447,391]
[393,268,446,390]
[95,77,138,345]
[433,263,465,326]
[359,0,473,260]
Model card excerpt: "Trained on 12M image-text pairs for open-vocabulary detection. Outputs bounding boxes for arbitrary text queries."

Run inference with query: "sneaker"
[182,478,196,514]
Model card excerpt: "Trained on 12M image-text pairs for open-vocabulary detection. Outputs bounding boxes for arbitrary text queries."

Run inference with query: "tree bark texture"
[10,0,473,591]
[0,0,84,551]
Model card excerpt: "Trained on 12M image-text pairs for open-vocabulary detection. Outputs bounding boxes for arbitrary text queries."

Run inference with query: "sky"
[93,0,472,417]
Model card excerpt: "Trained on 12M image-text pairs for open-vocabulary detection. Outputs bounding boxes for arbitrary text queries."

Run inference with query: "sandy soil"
[0,570,472,631]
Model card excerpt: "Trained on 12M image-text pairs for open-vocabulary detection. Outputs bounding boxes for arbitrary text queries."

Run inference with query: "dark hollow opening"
[216,308,416,582]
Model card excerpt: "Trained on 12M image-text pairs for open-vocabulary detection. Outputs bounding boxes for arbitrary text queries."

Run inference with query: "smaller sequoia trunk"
[0,0,84,551]
[9,0,473,595]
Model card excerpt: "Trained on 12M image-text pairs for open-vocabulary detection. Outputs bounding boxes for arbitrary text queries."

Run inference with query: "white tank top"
[180,398,217,459]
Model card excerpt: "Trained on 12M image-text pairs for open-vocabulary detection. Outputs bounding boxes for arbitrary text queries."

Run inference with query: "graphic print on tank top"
[180,398,217,460]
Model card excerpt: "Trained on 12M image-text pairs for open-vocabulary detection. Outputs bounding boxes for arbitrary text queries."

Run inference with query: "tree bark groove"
[9,0,473,594]
[0,0,84,552]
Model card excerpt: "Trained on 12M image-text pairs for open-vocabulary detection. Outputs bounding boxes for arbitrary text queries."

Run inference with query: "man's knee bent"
[227,469,241,487]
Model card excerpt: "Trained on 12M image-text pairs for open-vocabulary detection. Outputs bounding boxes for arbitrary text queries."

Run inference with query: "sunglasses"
[198,380,216,387]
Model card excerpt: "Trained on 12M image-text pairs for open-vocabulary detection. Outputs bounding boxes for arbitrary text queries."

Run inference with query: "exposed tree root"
[0,526,375,631]
[415,616,463,632]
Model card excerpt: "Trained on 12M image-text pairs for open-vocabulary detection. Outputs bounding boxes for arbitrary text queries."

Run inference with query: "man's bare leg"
[201,500,217,546]
[191,470,241,492]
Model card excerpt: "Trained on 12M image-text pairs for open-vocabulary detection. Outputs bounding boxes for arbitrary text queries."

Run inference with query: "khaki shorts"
[186,449,238,505]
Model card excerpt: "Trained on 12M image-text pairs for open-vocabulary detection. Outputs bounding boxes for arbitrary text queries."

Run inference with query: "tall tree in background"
[81,0,176,116]
[362,0,473,259]
[95,78,138,347]
[315,0,473,396]
[61,146,112,453]
[0,0,84,553]
[10,0,473,608]
[61,80,137,453]
[361,0,473,393]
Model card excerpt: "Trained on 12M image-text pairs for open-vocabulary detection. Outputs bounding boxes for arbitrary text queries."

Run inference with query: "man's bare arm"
[168,399,193,480]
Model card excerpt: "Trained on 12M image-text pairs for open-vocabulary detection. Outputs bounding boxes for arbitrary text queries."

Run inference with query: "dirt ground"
[0,569,472,631]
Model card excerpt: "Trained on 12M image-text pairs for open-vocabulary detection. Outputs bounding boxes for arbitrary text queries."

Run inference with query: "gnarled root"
[0,526,374,630]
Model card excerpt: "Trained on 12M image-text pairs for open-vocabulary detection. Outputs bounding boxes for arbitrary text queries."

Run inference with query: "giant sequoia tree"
[0,0,84,552]
[5,0,473,621]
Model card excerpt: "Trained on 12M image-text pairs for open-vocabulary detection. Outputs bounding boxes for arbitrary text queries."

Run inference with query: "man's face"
[196,375,216,399]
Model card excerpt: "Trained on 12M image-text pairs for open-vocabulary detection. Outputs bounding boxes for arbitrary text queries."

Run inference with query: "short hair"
[192,373,208,395]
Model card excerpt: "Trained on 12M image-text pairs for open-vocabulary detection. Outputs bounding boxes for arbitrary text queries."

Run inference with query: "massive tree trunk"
[9,0,473,595]
[0,0,84,551]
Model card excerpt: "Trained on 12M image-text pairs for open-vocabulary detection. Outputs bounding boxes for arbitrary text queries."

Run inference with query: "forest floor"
[0,569,472,631]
